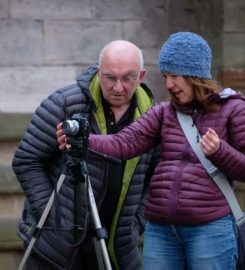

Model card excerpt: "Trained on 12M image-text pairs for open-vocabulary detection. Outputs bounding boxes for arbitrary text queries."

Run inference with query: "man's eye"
[122,77,131,82]
[107,76,116,81]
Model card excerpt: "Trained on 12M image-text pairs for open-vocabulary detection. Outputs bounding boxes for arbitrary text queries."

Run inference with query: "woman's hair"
[185,77,222,112]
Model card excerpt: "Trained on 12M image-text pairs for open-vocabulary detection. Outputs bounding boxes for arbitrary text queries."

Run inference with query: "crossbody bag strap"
[176,111,244,224]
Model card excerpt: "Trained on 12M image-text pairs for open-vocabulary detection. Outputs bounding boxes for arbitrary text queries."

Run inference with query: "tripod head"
[62,113,90,160]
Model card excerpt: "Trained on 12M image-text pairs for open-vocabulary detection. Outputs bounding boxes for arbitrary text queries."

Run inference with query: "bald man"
[12,40,159,270]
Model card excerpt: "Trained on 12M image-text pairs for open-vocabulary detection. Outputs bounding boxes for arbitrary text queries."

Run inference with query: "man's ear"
[96,66,100,75]
[139,69,146,81]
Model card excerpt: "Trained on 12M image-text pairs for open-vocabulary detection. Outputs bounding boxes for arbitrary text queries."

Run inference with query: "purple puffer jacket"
[90,89,245,225]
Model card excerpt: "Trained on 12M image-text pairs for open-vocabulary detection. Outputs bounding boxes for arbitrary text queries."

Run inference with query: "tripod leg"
[93,237,106,270]
[17,174,67,270]
[87,177,112,270]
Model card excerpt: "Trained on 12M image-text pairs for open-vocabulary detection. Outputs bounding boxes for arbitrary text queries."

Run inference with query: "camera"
[62,113,90,138]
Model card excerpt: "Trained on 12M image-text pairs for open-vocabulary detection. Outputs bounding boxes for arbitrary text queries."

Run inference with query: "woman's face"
[163,73,194,105]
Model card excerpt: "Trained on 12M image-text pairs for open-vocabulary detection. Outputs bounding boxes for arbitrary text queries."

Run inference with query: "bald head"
[98,40,144,70]
[97,40,146,111]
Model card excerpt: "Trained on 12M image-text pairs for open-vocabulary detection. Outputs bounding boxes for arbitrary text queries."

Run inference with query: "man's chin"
[110,97,125,103]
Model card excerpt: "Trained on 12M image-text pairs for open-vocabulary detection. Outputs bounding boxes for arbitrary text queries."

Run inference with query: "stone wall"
[0,0,168,113]
[1,0,245,269]
[221,1,245,92]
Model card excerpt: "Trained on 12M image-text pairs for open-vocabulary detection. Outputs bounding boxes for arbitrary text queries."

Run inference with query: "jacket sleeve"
[12,91,66,217]
[209,99,245,182]
[89,104,163,160]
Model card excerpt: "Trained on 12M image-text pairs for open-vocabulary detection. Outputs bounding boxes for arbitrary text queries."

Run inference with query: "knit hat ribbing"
[158,32,212,79]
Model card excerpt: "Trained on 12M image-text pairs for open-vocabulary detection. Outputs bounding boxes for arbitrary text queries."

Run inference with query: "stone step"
[0,251,23,270]
[0,165,22,194]
[0,113,31,140]
[0,217,22,251]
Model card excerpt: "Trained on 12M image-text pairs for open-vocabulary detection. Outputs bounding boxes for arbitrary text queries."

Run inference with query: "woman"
[58,32,245,269]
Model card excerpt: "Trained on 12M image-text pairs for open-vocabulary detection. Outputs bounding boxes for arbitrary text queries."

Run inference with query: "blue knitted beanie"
[158,32,212,79]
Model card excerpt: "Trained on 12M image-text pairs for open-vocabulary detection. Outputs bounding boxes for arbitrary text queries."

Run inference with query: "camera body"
[62,113,90,139]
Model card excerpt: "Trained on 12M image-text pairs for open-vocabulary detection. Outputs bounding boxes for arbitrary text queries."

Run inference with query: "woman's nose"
[165,77,175,89]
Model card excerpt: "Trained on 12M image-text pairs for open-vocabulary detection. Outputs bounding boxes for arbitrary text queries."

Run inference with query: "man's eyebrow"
[102,71,138,76]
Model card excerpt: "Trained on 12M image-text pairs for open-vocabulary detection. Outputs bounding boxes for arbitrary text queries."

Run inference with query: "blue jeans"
[143,215,238,270]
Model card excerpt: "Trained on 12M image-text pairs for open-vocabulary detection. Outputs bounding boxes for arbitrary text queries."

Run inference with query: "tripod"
[17,117,119,270]
[65,141,115,270]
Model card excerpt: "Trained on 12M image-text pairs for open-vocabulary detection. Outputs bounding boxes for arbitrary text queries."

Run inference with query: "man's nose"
[113,79,124,92]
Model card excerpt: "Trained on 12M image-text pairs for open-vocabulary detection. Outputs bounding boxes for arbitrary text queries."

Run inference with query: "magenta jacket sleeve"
[89,104,163,160]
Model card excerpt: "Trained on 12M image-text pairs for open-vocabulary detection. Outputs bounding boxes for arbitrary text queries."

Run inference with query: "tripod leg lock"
[95,227,108,241]
[32,226,42,239]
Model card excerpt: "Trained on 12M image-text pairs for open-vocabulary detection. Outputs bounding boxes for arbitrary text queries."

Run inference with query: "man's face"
[98,55,145,109]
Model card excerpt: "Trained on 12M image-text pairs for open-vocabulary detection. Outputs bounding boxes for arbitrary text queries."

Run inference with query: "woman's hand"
[200,128,220,156]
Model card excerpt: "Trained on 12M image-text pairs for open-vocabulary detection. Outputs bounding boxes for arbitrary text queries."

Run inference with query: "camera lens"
[62,120,79,135]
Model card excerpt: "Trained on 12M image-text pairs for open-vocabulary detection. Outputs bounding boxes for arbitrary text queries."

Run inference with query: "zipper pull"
[192,109,197,127]
[196,132,200,143]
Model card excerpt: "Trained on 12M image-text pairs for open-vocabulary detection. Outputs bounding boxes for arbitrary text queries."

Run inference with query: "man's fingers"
[58,134,66,144]
[57,122,63,129]
[56,122,70,151]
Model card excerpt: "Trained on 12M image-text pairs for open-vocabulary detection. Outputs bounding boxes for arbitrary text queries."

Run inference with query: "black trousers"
[24,237,101,270]
[25,251,99,270]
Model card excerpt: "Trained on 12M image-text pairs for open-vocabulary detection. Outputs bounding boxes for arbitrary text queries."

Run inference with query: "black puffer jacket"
[12,65,158,270]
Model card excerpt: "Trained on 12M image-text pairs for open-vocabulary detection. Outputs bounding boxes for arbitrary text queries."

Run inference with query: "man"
[12,40,158,270]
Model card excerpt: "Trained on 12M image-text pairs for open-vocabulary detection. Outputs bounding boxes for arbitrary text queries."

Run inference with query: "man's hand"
[57,122,69,150]
[200,128,220,156]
